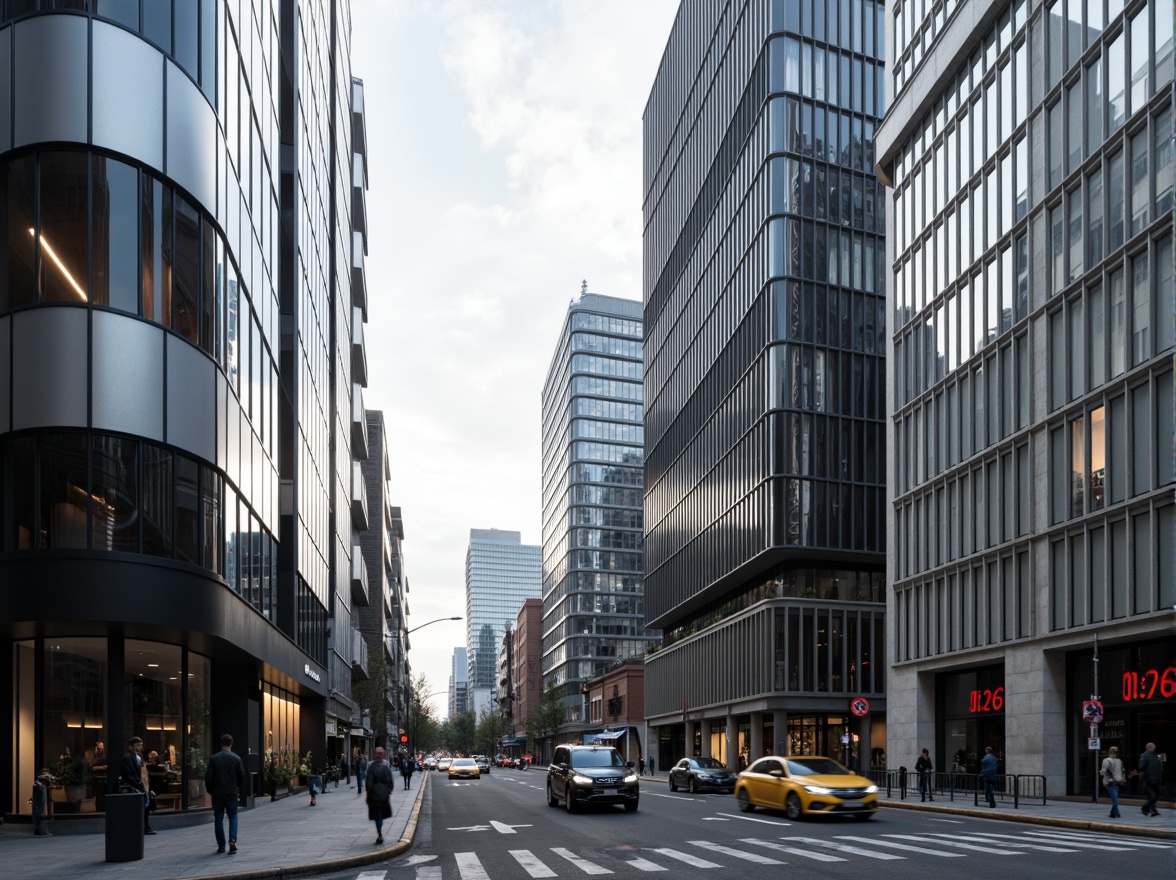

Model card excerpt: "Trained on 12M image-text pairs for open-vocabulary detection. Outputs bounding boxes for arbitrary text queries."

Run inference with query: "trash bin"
[105,792,144,862]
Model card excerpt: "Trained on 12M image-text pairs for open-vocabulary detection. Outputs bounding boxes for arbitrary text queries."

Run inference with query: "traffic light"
[400,733,409,745]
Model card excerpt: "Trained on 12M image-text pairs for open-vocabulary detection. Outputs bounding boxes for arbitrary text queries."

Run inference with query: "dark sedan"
[668,756,737,793]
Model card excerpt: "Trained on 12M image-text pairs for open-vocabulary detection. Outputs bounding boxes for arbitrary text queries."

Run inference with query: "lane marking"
[357,873,388,879]
[881,833,1022,855]
[784,836,905,860]
[551,847,614,874]
[834,835,965,857]
[739,837,845,862]
[490,820,533,834]
[714,812,792,826]
[688,840,784,864]
[509,849,557,878]
[648,848,722,868]
[1022,829,1173,849]
[940,831,1080,852]
[415,868,442,880]
[625,857,669,872]
[453,852,490,880]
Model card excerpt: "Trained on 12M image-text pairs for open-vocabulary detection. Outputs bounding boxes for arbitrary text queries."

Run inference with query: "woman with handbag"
[1099,745,1126,818]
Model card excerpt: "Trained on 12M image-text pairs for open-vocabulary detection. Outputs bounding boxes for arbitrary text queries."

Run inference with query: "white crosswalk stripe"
[923,832,1080,852]
[415,867,442,880]
[835,834,966,857]
[509,850,557,878]
[1022,829,1173,849]
[881,834,1023,855]
[357,873,388,880]
[454,852,491,880]
[687,840,784,864]
[785,836,906,860]
[648,847,722,868]
[739,838,846,862]
[551,847,613,874]
[624,857,669,872]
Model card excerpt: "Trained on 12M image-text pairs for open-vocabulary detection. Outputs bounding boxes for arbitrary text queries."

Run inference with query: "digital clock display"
[1122,666,1176,702]
[968,686,1004,713]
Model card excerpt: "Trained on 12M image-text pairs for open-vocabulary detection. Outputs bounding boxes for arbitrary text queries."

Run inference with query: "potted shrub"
[187,748,207,800]
[48,757,89,802]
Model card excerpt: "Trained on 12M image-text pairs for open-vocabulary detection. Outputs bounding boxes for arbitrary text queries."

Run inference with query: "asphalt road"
[321,769,1172,880]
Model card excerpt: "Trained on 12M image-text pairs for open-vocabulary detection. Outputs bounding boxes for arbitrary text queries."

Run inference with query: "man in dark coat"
[205,734,247,854]
[119,736,155,834]
[366,746,395,845]
[1135,742,1164,817]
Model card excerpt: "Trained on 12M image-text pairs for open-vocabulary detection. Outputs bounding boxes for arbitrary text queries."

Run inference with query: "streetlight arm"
[406,616,462,635]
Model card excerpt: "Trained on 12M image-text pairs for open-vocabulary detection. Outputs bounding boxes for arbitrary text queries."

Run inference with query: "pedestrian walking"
[356,752,368,796]
[916,748,934,801]
[205,733,246,854]
[649,756,656,775]
[338,754,349,786]
[400,754,416,790]
[1132,742,1163,817]
[980,745,998,808]
[1100,746,1126,818]
[119,736,156,835]
[366,746,395,845]
[639,756,646,775]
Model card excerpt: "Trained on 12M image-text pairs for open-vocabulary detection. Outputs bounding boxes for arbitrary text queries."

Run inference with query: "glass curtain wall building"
[643,0,888,774]
[465,529,542,718]
[0,0,368,817]
[539,292,655,732]
[876,0,1173,794]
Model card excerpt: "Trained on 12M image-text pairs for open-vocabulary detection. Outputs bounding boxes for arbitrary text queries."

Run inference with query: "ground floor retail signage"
[303,663,321,683]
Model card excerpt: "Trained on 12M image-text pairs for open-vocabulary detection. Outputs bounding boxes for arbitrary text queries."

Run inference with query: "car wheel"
[669,776,678,792]
[565,787,578,813]
[624,799,639,812]
[688,778,696,794]
[736,789,754,812]
[785,792,802,820]
[547,783,559,808]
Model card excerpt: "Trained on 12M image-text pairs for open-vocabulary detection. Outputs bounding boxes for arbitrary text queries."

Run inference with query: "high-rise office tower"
[465,529,541,717]
[876,2,1174,794]
[643,1,889,771]
[540,292,654,729]
[449,646,469,720]
[0,2,369,816]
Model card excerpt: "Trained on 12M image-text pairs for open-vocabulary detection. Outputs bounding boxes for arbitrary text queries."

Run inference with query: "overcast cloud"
[352,0,679,712]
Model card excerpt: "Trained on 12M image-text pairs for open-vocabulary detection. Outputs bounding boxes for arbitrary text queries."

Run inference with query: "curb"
[881,799,1176,840]
[173,774,428,880]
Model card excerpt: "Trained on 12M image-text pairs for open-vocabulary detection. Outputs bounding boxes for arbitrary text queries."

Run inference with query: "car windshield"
[453,759,474,766]
[786,758,850,776]
[570,749,627,769]
[692,757,726,770]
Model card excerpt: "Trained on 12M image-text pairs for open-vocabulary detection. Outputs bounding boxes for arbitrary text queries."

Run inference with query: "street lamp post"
[400,616,461,755]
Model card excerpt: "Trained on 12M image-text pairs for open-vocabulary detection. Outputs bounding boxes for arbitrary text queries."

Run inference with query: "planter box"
[270,783,290,801]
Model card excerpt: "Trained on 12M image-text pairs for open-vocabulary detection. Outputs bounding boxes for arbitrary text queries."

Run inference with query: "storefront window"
[263,683,302,788]
[45,638,108,814]
[187,652,211,808]
[125,640,182,812]
[938,665,1005,774]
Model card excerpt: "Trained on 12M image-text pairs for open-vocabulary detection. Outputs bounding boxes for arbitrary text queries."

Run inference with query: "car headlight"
[624,773,639,783]
[571,774,593,785]
[697,774,714,781]
[865,785,878,793]
[803,785,833,795]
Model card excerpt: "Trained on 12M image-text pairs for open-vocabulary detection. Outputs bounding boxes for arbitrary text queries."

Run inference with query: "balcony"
[351,463,369,530]
[352,307,368,387]
[352,231,367,316]
[351,546,370,607]
[352,383,369,459]
[350,627,369,680]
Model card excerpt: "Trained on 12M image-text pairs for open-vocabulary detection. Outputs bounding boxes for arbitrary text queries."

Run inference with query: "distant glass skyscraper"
[449,646,468,720]
[643,1,888,771]
[540,292,654,725]
[465,529,542,716]
[876,1,1173,795]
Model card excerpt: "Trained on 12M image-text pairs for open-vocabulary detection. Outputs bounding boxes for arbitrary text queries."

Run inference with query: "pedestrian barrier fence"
[864,768,1047,807]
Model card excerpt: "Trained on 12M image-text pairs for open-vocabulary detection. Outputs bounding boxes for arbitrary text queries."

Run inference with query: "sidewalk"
[636,772,1175,840]
[0,774,426,880]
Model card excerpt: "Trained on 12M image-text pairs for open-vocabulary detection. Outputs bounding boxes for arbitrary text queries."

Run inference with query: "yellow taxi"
[448,757,481,780]
[734,755,877,820]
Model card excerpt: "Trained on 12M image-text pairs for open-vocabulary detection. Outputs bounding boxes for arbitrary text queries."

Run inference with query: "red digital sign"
[968,686,1004,713]
[1122,666,1176,702]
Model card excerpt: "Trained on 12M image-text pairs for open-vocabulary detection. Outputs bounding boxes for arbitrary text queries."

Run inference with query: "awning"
[500,737,527,747]
[584,729,625,743]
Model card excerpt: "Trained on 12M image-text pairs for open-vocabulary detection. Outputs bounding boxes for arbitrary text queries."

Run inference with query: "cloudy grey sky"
[352,0,679,714]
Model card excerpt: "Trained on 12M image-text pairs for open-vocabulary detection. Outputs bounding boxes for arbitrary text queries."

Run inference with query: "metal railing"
[864,768,1047,807]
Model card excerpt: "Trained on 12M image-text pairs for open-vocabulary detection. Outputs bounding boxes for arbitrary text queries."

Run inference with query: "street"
[318,770,1173,880]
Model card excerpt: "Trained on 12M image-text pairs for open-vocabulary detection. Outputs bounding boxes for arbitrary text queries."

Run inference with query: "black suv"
[547,744,639,813]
